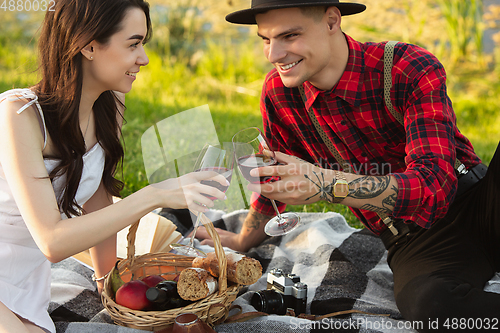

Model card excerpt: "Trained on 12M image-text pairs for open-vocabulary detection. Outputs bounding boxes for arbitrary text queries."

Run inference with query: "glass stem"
[188,213,203,247]
[270,199,283,221]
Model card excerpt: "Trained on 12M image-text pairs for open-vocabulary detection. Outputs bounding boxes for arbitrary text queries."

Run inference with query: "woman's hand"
[247,152,336,205]
[152,171,229,213]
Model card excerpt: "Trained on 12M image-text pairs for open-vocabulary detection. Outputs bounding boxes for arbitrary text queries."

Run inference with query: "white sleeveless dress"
[0,89,105,333]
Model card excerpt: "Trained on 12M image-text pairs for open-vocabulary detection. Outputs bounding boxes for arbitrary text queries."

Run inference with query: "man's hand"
[247,151,336,205]
[188,226,248,252]
[192,208,271,252]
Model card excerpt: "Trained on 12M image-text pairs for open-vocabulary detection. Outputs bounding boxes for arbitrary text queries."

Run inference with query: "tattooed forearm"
[360,184,399,214]
[304,171,334,201]
[348,175,391,199]
[381,185,398,210]
[360,204,392,215]
[244,210,273,231]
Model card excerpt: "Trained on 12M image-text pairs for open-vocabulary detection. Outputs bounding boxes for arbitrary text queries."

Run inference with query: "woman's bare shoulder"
[0,95,45,150]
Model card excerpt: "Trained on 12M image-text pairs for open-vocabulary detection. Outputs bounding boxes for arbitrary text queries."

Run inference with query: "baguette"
[192,252,262,285]
[177,267,218,301]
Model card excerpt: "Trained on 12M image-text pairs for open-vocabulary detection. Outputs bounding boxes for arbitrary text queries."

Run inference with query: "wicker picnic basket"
[101,214,241,331]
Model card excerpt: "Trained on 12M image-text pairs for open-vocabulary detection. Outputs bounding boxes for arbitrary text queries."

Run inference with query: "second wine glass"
[170,144,234,257]
[232,127,301,236]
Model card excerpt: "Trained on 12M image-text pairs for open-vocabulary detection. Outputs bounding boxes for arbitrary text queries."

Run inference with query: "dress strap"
[0,89,47,150]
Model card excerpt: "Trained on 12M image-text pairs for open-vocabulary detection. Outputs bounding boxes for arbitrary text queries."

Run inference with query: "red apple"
[141,274,166,288]
[115,280,151,310]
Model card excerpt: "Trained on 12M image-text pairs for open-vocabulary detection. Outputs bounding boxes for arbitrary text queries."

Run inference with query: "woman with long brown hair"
[0,1,226,332]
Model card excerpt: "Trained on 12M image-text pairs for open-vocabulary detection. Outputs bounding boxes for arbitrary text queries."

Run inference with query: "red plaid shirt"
[252,34,480,235]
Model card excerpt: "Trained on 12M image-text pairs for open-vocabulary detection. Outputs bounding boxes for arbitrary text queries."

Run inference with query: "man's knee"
[395,275,476,323]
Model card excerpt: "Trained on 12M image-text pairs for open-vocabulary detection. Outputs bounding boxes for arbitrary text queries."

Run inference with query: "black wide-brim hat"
[226,0,366,25]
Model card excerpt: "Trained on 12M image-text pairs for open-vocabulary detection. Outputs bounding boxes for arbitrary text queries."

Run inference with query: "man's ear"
[325,6,342,33]
[81,42,95,60]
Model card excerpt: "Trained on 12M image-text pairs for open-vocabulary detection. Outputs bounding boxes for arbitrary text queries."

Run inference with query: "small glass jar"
[172,313,215,333]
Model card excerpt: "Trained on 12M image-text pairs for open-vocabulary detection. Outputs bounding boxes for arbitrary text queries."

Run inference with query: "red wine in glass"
[232,127,301,237]
[237,154,277,184]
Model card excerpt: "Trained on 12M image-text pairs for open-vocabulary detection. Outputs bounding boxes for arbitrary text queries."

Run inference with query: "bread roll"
[192,252,262,285]
[177,267,218,301]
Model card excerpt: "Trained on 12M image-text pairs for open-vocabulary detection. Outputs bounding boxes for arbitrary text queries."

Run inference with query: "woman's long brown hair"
[34,0,152,217]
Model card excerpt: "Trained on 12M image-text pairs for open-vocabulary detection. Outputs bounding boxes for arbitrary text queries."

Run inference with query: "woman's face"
[83,7,149,95]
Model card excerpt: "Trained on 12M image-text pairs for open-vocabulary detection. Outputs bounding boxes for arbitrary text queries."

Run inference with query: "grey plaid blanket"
[50,210,500,332]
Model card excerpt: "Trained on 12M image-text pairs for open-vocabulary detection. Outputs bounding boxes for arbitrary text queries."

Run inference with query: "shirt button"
[341,120,347,126]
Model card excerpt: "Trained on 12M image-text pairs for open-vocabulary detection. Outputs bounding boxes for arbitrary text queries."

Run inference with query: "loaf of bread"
[192,252,262,285]
[177,267,218,301]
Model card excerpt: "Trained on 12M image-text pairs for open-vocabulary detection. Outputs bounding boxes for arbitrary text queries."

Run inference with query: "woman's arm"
[0,99,228,263]
[83,181,119,293]
[0,99,156,262]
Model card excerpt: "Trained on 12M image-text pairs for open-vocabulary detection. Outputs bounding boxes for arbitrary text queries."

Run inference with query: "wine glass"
[232,127,301,236]
[170,144,234,257]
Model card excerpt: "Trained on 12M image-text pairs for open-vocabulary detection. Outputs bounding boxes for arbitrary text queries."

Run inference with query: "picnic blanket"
[50,210,500,332]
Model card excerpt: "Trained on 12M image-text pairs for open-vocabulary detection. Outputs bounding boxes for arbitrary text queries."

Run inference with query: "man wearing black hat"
[195,0,500,329]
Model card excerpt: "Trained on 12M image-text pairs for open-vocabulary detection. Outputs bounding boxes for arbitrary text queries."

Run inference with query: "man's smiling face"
[256,7,338,89]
